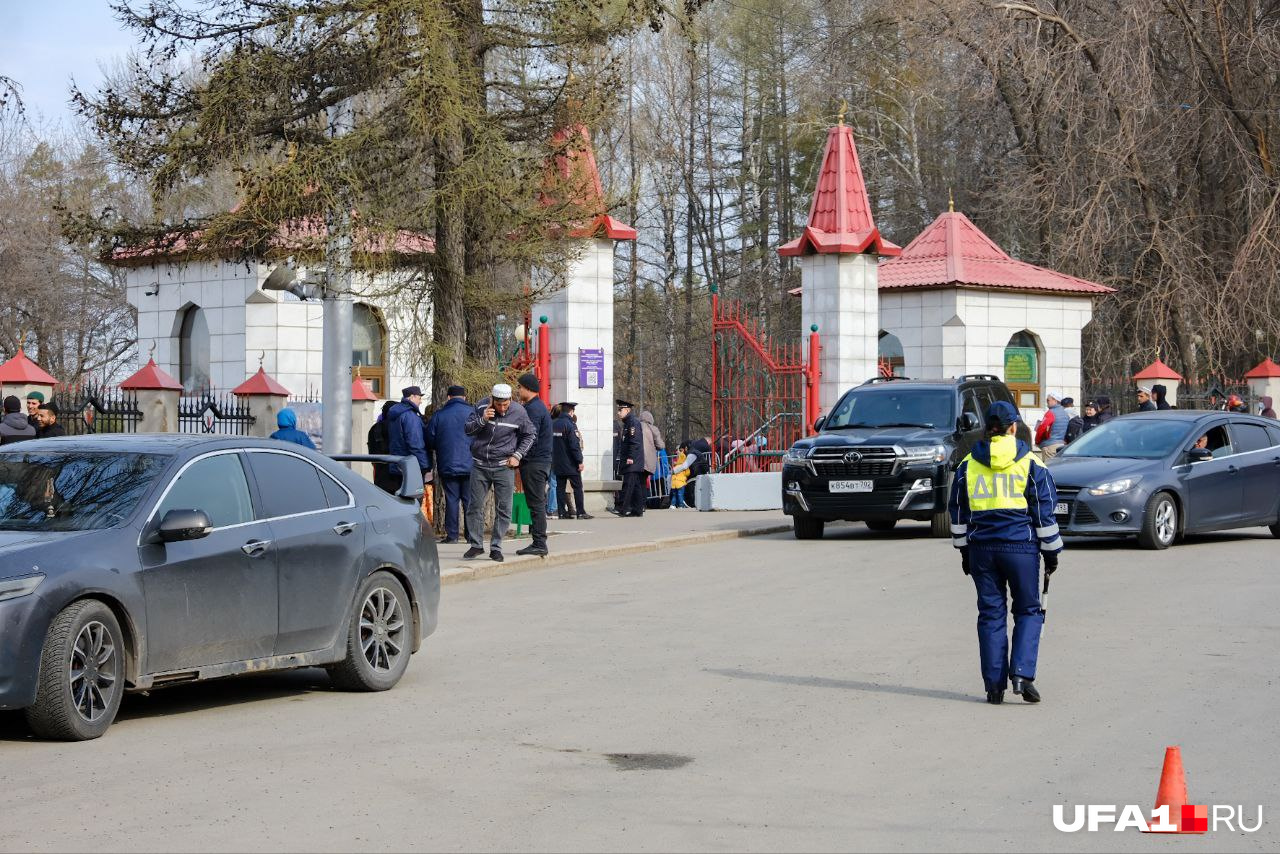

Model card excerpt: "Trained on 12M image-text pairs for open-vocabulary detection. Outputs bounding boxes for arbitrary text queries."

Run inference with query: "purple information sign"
[578,348,605,389]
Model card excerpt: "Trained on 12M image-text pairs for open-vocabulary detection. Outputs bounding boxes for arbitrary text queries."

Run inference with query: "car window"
[0,452,170,532]
[1059,418,1193,459]
[320,470,351,509]
[155,453,254,528]
[1231,423,1272,454]
[1267,425,1280,446]
[1192,425,1232,459]
[822,388,955,430]
[250,452,330,518]
[962,388,983,424]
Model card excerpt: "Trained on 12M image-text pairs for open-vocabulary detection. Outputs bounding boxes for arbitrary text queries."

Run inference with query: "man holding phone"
[463,382,535,562]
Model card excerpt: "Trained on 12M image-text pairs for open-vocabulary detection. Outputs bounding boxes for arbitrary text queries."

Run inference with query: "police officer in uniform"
[948,400,1062,705]
[613,399,646,517]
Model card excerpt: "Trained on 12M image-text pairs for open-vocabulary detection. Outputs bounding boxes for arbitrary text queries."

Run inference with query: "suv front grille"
[809,446,899,479]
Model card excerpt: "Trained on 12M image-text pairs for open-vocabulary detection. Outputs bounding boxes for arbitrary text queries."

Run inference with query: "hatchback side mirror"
[813,415,826,432]
[156,509,213,543]
[1187,446,1212,463]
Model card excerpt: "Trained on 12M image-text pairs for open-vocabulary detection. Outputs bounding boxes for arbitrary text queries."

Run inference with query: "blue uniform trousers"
[970,547,1043,691]
[440,473,470,541]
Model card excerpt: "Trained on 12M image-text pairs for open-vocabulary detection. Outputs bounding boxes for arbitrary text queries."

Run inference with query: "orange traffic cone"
[1142,746,1207,834]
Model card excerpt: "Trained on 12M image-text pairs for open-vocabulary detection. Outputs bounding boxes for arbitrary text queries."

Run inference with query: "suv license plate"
[1054,502,1069,515]
[830,480,873,493]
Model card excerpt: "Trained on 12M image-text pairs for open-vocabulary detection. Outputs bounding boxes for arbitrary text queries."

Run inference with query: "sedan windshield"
[0,452,170,531]
[823,389,954,430]
[1059,419,1192,460]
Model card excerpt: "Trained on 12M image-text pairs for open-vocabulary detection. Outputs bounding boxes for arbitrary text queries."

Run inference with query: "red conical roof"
[120,358,183,391]
[232,367,291,397]
[351,377,378,401]
[779,123,901,258]
[1134,359,1184,381]
[878,210,1114,295]
[0,349,58,385]
[541,124,636,241]
[1244,357,1280,379]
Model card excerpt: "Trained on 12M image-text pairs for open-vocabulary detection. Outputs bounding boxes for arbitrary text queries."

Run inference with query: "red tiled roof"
[232,368,291,397]
[119,358,183,391]
[1133,359,1184,381]
[877,210,1114,296]
[0,349,58,385]
[351,378,378,401]
[541,124,636,241]
[1244,357,1280,379]
[779,124,901,258]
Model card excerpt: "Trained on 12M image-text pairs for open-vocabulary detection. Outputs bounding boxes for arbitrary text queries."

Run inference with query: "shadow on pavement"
[704,667,979,704]
[0,668,331,741]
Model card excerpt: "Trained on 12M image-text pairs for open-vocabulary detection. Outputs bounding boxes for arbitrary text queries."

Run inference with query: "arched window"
[1004,330,1043,408]
[352,303,388,396]
[878,330,905,377]
[178,305,211,393]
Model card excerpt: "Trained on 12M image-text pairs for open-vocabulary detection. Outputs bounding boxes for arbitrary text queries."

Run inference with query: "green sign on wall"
[1004,347,1038,383]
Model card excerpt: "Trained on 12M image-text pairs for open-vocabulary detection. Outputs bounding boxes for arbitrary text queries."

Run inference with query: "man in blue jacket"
[426,385,473,544]
[387,386,432,492]
[948,400,1062,705]
[270,408,316,449]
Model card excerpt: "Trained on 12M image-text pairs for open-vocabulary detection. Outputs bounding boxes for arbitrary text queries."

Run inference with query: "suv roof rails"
[958,374,1001,382]
[860,375,912,385]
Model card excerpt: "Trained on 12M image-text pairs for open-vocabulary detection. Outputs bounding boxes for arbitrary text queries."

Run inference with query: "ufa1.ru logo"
[1052,804,1263,833]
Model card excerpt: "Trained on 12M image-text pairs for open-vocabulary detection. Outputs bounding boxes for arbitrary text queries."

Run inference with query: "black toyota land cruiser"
[782,375,1033,539]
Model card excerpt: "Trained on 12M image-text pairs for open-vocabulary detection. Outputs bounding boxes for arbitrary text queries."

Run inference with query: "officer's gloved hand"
[960,547,971,576]
[1044,551,1059,576]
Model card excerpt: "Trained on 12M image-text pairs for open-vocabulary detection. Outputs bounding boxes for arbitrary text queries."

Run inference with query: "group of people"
[365,375,593,563]
[0,391,65,444]
[611,398,713,515]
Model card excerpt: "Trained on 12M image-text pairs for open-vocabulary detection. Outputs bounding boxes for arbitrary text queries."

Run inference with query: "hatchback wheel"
[25,600,125,741]
[1138,492,1178,550]
[327,572,413,691]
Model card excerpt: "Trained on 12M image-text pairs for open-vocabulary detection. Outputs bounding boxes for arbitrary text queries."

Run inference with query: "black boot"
[1011,677,1040,703]
[986,689,1004,705]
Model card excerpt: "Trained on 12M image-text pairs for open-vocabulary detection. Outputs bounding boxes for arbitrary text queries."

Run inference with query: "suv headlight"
[1088,477,1142,496]
[902,445,947,463]
[783,446,810,464]
[0,574,45,603]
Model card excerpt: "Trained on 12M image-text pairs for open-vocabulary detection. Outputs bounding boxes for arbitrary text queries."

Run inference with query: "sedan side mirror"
[1187,446,1212,463]
[813,415,826,432]
[156,509,213,543]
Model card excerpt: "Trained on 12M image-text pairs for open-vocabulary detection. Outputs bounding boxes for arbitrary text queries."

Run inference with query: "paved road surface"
[2,522,1276,852]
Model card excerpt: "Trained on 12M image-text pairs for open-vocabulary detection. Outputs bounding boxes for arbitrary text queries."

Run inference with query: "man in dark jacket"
[513,373,553,556]
[552,402,591,519]
[25,391,44,429]
[1136,386,1157,412]
[613,399,647,517]
[1151,384,1173,410]
[463,382,536,562]
[426,385,473,543]
[387,386,432,486]
[0,396,36,444]
[35,402,66,439]
[1095,395,1116,425]
[367,400,399,494]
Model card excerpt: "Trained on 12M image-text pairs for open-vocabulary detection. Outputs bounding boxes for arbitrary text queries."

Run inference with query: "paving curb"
[440,522,793,585]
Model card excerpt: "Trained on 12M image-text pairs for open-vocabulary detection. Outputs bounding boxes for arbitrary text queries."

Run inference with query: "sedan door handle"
[1227,465,1239,474]
[333,522,358,536]
[241,539,272,557]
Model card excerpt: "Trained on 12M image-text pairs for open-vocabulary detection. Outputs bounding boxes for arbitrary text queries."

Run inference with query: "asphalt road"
[2,521,1277,852]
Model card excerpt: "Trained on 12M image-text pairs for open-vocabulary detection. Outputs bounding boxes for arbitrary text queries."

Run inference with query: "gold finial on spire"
[837,99,848,126]
[148,339,157,360]
[258,350,266,369]
[948,187,955,213]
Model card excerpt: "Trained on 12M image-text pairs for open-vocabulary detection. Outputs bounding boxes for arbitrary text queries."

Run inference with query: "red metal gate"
[711,286,820,473]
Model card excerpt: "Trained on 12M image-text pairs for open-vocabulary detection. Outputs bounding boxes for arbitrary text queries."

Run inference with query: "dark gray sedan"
[1045,411,1280,549]
[0,434,439,740]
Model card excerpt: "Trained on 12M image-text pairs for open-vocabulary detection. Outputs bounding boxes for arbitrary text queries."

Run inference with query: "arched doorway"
[878,330,905,378]
[352,303,388,396]
[1004,330,1042,408]
[177,304,210,393]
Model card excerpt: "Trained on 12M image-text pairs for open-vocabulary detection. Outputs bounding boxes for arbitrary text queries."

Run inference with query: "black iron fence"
[55,383,142,436]
[1083,377,1259,415]
[178,393,256,436]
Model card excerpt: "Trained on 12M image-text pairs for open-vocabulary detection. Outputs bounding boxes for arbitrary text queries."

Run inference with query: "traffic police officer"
[948,400,1062,705]
[614,399,646,516]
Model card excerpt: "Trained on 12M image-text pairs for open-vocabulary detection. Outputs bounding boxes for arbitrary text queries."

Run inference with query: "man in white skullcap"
[462,382,536,562]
